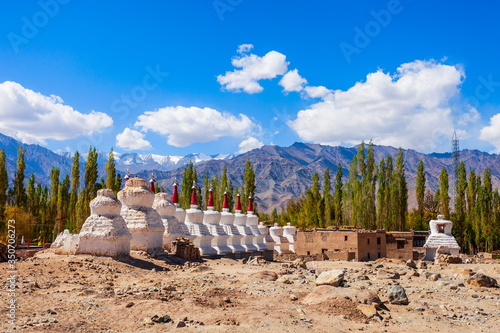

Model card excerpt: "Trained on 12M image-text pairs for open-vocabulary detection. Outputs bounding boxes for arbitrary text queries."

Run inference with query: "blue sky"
[1,0,500,156]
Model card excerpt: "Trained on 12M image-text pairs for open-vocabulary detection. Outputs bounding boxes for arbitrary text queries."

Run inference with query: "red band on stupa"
[248,196,254,212]
[223,191,229,209]
[235,194,242,211]
[172,183,179,204]
[150,179,155,193]
[191,184,198,205]
[208,189,214,207]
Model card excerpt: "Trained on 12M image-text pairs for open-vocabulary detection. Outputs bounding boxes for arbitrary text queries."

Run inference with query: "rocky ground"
[1,250,499,332]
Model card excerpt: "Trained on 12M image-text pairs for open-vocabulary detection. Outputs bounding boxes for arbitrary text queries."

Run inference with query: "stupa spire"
[172,179,179,205]
[208,188,214,207]
[235,194,242,212]
[248,196,254,213]
[223,189,229,210]
[190,181,198,206]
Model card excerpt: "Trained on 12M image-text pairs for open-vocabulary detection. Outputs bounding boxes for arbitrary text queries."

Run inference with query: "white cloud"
[237,137,264,154]
[217,47,289,94]
[303,85,333,99]
[479,113,500,153]
[237,44,254,54]
[279,69,308,93]
[135,106,255,147]
[116,128,152,150]
[0,81,113,144]
[289,60,465,151]
[458,106,480,126]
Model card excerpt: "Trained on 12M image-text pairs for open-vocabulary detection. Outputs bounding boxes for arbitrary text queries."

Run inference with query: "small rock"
[413,307,425,312]
[290,294,298,301]
[143,317,154,325]
[126,302,135,308]
[406,260,416,269]
[387,285,409,305]
[357,304,377,318]
[315,269,344,287]
[249,270,278,281]
[176,321,186,328]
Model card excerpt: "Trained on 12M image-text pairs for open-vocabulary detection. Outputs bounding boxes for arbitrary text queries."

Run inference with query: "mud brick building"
[296,228,424,261]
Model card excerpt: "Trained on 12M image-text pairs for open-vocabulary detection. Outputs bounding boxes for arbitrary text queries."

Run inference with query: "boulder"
[302,285,381,305]
[387,285,408,305]
[315,269,344,287]
[467,273,497,288]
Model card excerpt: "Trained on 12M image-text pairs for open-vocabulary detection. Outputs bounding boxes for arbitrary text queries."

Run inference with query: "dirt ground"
[1,250,499,333]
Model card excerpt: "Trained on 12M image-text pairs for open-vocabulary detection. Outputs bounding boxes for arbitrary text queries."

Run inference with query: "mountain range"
[1,132,499,213]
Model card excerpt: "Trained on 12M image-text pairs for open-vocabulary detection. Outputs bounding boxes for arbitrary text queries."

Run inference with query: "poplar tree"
[385,156,394,230]
[69,151,80,231]
[83,147,99,218]
[106,147,116,191]
[180,161,194,209]
[415,160,426,230]
[13,146,27,208]
[242,159,256,212]
[202,173,210,210]
[49,166,60,227]
[454,162,467,247]
[393,148,407,231]
[323,167,332,226]
[482,167,493,252]
[333,162,343,225]
[439,167,450,220]
[376,158,387,229]
[0,149,8,226]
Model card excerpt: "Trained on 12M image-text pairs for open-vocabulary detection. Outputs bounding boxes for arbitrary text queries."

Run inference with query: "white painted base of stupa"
[270,236,291,254]
[121,207,164,253]
[248,225,268,251]
[235,225,258,252]
[78,216,132,256]
[205,224,232,255]
[222,225,246,253]
[185,224,217,255]
[77,238,130,257]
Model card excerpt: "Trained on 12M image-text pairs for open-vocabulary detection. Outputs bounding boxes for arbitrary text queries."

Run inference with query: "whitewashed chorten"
[283,222,297,253]
[77,189,132,256]
[172,179,186,223]
[184,182,217,256]
[118,177,165,253]
[234,194,258,252]
[153,192,187,251]
[424,215,460,260]
[220,190,245,253]
[203,189,232,255]
[246,196,268,251]
[269,223,291,254]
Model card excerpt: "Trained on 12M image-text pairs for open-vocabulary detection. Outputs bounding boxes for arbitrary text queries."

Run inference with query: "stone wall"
[296,229,359,258]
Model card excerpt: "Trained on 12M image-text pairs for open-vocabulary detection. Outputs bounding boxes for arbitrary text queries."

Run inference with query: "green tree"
[106,147,117,191]
[323,167,332,226]
[13,146,27,208]
[415,160,426,230]
[334,162,343,225]
[439,167,450,220]
[394,148,407,231]
[69,151,80,232]
[242,159,256,212]
[376,158,387,229]
[83,147,99,221]
[454,162,467,248]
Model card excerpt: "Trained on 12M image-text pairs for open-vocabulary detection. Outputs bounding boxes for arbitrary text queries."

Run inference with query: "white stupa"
[172,179,186,223]
[220,190,245,253]
[269,223,291,254]
[153,192,188,251]
[423,215,460,260]
[246,196,268,252]
[118,177,165,253]
[184,182,217,256]
[203,189,232,255]
[77,189,132,256]
[283,222,297,253]
[258,222,275,252]
[233,194,258,252]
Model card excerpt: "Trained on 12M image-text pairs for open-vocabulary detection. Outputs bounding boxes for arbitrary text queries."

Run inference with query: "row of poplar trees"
[275,141,499,254]
[279,142,408,232]
[0,146,121,242]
